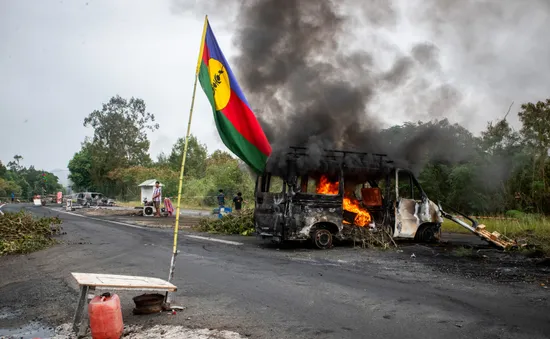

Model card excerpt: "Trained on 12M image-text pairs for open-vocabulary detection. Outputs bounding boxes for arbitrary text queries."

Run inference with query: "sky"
[1,0,549,185]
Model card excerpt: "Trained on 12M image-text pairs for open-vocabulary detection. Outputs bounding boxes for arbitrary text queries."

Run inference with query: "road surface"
[0,204,549,339]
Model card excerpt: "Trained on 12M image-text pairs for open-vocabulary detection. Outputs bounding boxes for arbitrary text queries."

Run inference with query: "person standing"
[217,189,225,208]
[152,181,162,217]
[10,192,15,203]
[233,192,244,214]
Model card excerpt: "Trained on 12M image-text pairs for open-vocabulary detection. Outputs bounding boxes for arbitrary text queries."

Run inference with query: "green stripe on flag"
[198,61,268,173]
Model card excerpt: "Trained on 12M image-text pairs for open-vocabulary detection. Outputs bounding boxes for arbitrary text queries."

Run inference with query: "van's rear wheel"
[312,228,333,249]
[416,224,439,243]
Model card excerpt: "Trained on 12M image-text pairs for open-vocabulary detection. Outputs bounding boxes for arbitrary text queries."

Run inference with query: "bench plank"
[71,273,177,292]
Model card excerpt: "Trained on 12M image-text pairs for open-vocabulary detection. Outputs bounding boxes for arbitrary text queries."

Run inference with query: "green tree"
[200,153,255,206]
[79,95,159,195]
[481,119,521,156]
[107,166,179,200]
[5,172,31,199]
[7,154,23,172]
[0,156,62,199]
[168,135,208,178]
[380,119,481,173]
[68,143,94,191]
[206,150,234,167]
[84,96,158,168]
[156,152,170,168]
[478,118,528,212]
[20,167,62,195]
[518,99,550,191]
[0,161,6,178]
[418,162,451,204]
[0,178,22,198]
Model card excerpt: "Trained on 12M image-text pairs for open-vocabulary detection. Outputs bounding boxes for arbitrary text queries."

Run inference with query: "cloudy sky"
[1,0,549,182]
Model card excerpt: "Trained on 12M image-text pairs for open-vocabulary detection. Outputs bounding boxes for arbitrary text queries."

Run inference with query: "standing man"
[233,192,244,214]
[217,189,225,208]
[10,192,15,203]
[152,181,162,217]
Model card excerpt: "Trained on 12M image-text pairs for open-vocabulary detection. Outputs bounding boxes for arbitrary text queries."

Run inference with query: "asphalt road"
[1,204,549,339]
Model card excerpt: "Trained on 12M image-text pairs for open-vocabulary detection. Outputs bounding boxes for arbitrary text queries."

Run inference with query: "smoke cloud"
[172,0,550,177]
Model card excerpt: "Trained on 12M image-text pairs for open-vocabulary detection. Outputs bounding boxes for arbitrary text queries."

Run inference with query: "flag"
[196,17,272,173]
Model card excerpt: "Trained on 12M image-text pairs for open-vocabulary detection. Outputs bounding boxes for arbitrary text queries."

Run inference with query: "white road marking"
[185,235,243,246]
[46,207,244,246]
[47,208,146,229]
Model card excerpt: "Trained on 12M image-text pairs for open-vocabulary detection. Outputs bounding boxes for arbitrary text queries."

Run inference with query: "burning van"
[254,147,444,249]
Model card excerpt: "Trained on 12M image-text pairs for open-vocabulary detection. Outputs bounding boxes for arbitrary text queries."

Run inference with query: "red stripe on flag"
[202,43,210,65]
[220,91,272,156]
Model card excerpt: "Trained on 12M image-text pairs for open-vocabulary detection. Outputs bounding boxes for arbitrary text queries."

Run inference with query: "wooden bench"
[71,272,177,337]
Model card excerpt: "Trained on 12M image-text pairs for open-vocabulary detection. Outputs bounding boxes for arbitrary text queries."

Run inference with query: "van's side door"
[394,169,423,238]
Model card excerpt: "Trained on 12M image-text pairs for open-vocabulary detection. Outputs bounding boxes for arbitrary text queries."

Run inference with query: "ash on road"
[0,204,549,339]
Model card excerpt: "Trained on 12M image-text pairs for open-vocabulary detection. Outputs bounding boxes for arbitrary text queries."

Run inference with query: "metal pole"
[165,15,209,306]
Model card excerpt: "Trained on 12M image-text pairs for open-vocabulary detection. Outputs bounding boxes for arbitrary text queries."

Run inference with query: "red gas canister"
[88,293,123,339]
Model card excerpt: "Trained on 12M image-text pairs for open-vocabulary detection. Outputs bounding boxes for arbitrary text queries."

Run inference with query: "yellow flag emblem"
[208,58,231,111]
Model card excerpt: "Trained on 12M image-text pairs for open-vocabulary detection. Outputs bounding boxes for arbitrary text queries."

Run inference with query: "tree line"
[68,95,550,215]
[0,155,63,200]
[387,99,550,215]
[67,96,255,206]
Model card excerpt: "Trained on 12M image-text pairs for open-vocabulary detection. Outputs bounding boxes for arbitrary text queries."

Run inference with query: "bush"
[194,209,254,235]
[0,211,63,255]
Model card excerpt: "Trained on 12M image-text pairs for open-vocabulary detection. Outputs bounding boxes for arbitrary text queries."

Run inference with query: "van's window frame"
[259,173,285,193]
[298,172,342,196]
[396,169,425,200]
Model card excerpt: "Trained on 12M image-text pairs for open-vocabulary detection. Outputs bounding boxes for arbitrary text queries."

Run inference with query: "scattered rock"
[51,323,246,339]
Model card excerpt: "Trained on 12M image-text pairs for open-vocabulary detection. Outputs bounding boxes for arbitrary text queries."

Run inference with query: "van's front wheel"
[312,228,333,249]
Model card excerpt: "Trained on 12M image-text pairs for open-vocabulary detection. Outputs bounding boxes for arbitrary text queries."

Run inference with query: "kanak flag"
[196,17,272,173]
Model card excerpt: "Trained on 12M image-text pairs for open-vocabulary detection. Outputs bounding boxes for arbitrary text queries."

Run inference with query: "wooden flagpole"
[165,15,209,306]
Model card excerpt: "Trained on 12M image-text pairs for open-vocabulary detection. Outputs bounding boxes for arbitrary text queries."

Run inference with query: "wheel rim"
[315,229,332,248]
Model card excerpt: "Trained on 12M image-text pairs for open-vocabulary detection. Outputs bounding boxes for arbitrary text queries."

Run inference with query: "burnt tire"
[312,227,333,250]
[416,225,438,243]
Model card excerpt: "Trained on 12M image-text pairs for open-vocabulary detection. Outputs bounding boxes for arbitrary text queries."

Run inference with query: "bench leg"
[73,286,95,337]
[73,286,89,333]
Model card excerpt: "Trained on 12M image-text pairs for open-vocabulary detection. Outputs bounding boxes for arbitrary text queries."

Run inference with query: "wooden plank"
[71,273,177,292]
[89,287,176,292]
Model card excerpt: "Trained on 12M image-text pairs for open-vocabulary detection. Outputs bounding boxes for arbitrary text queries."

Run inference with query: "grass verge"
[0,210,63,255]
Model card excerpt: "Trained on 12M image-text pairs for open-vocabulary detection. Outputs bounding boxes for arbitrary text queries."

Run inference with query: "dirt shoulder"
[70,206,211,229]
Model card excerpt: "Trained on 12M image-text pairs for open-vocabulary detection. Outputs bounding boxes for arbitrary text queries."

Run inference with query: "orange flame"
[316,175,372,227]
[343,196,372,226]
[316,175,339,194]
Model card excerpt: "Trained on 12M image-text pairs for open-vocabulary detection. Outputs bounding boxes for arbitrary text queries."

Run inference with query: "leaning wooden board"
[71,272,177,292]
